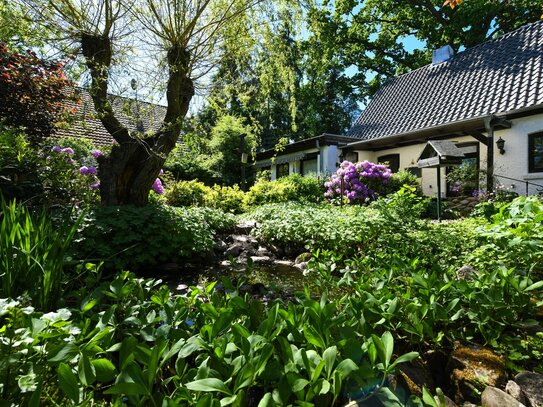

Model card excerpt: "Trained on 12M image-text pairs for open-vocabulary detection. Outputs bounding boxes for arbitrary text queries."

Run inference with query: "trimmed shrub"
[244,173,325,207]
[74,205,231,270]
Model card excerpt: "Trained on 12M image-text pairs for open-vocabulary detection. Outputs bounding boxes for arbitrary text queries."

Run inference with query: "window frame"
[377,153,400,173]
[276,162,290,178]
[528,131,543,173]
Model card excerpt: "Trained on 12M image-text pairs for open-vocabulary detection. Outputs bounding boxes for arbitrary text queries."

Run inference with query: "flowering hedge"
[324,161,392,204]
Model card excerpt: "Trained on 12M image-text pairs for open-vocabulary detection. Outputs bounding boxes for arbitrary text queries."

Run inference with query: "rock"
[396,359,436,397]
[295,252,312,264]
[447,343,507,404]
[214,239,227,252]
[505,380,528,405]
[294,262,308,272]
[231,235,258,245]
[463,403,477,407]
[481,386,526,407]
[225,243,244,257]
[274,260,294,267]
[514,371,543,407]
[455,265,476,281]
[219,260,231,268]
[250,256,272,265]
[434,394,456,407]
[257,246,271,255]
[236,220,258,234]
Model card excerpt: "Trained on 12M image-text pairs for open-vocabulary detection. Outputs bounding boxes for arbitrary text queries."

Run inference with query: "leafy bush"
[0,271,418,406]
[0,132,100,207]
[0,198,80,310]
[469,196,543,279]
[74,205,228,270]
[305,250,542,352]
[165,179,211,207]
[381,169,421,196]
[206,184,246,214]
[244,173,325,207]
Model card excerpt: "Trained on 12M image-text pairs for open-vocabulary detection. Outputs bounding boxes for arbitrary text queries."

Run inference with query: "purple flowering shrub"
[324,161,392,204]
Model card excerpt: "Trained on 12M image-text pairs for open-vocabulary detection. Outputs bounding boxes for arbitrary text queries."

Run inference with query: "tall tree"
[29,0,257,205]
[308,0,543,99]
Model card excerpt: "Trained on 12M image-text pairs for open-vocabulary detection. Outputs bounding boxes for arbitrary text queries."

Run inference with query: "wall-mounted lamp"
[496,137,505,155]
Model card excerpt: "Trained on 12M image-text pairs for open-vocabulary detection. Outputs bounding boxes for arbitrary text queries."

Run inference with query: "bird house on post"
[417,140,465,221]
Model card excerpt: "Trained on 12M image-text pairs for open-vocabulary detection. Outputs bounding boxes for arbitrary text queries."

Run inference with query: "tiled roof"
[55,88,167,146]
[346,20,543,141]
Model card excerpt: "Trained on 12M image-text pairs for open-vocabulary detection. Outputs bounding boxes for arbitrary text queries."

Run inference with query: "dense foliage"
[0,44,76,143]
[165,174,325,214]
[74,205,235,271]
[0,193,542,405]
[0,132,100,207]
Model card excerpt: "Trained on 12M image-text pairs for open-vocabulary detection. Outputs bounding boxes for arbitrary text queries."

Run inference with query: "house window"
[276,163,289,178]
[529,132,543,173]
[377,154,400,173]
[301,159,318,175]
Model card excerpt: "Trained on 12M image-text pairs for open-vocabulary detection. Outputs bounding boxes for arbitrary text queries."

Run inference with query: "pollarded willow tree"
[28,0,259,205]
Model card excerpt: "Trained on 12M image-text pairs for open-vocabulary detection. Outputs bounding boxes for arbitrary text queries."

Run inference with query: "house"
[256,20,543,196]
[55,88,167,146]
[253,133,359,179]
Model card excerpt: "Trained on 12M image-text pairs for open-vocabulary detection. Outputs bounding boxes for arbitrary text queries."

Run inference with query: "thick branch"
[80,33,131,144]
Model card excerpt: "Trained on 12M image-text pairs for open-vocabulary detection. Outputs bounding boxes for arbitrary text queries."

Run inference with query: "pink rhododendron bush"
[325,160,392,204]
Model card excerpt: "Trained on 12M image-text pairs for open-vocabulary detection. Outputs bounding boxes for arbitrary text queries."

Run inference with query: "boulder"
[506,380,529,405]
[396,359,436,397]
[295,252,312,264]
[447,343,507,404]
[250,256,272,265]
[514,371,543,407]
[481,386,526,407]
[225,243,245,257]
[236,220,259,234]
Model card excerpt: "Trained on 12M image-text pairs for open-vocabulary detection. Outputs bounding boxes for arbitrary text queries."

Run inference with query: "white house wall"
[354,135,488,197]
[494,115,543,195]
[266,145,342,180]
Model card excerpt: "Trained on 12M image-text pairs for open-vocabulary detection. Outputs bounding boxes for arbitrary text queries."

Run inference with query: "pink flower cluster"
[324,161,392,204]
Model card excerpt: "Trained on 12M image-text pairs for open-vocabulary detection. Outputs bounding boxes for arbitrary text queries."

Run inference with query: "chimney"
[432,45,454,64]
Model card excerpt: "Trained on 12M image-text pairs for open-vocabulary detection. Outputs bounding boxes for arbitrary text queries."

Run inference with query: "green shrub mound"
[75,205,235,271]
[165,173,326,213]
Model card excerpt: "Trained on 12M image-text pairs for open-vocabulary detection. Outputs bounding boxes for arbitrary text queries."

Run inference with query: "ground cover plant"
[1,187,542,405]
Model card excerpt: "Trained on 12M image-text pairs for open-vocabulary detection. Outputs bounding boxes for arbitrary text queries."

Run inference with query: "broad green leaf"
[257,392,275,407]
[335,359,358,378]
[49,343,79,363]
[78,355,96,386]
[186,378,232,395]
[390,352,419,370]
[179,336,207,358]
[323,346,337,379]
[57,363,79,403]
[220,394,238,406]
[319,379,331,395]
[525,281,543,292]
[374,387,403,406]
[291,378,309,392]
[92,358,117,383]
[422,386,439,407]
[104,382,149,395]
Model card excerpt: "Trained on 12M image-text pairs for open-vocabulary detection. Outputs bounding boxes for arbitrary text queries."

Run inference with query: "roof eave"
[343,114,495,151]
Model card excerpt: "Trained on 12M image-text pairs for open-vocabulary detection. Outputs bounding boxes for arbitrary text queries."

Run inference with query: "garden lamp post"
[240,134,247,190]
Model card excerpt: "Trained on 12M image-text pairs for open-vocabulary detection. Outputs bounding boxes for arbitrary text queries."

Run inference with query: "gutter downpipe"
[316,139,322,174]
[483,116,494,193]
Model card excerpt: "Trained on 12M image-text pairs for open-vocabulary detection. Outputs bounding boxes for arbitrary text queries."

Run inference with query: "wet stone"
[514,371,543,407]
[481,386,525,407]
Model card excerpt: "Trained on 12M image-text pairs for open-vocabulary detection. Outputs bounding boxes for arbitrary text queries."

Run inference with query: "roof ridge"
[376,19,543,86]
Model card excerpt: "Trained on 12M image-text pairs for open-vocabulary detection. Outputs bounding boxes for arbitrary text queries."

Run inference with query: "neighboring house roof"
[346,20,543,145]
[56,88,167,146]
[255,133,356,162]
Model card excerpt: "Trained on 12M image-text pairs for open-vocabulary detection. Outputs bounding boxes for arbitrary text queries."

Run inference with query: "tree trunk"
[81,35,194,206]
